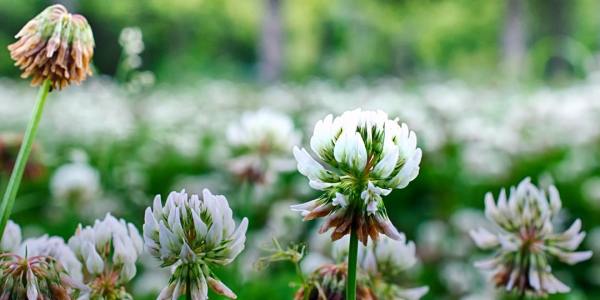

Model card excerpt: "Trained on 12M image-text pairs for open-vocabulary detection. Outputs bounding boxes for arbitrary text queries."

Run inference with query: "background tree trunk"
[258,0,283,83]
[502,0,526,77]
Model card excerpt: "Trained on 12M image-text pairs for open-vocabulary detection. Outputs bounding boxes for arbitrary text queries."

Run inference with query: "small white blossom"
[19,235,84,282]
[143,189,248,300]
[330,235,428,300]
[68,213,142,299]
[50,161,100,203]
[292,109,422,244]
[0,220,22,253]
[226,109,300,185]
[470,177,593,297]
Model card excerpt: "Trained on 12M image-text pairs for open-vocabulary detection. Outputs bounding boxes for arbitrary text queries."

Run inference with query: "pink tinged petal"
[26,268,38,300]
[557,250,593,265]
[506,268,519,291]
[171,280,184,300]
[552,230,586,251]
[375,214,404,241]
[152,195,164,220]
[541,272,570,294]
[548,185,562,216]
[290,199,319,216]
[469,228,499,249]
[550,219,585,250]
[474,257,500,269]
[157,282,176,300]
[143,207,159,236]
[208,277,237,299]
[227,218,249,260]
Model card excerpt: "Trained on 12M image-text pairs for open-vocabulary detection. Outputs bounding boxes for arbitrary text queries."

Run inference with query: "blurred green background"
[1,0,600,83]
[1,0,600,299]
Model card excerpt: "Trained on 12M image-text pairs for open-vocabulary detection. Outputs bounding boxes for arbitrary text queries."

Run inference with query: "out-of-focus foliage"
[1,0,600,82]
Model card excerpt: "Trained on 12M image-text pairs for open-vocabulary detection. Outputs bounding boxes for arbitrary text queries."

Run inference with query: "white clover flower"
[0,220,22,253]
[20,235,83,282]
[329,235,428,300]
[226,109,300,185]
[470,177,593,297]
[294,264,377,300]
[364,237,428,300]
[118,27,144,71]
[68,213,143,299]
[119,27,144,56]
[292,108,422,244]
[0,253,84,300]
[362,235,417,276]
[143,189,248,300]
[50,161,100,203]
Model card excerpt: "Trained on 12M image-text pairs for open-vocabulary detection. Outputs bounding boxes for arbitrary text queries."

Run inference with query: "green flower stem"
[346,223,359,300]
[0,79,51,239]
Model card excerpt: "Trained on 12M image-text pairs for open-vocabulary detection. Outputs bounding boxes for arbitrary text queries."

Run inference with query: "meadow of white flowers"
[0,74,599,299]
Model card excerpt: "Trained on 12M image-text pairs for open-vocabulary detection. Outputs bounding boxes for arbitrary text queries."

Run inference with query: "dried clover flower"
[8,4,94,90]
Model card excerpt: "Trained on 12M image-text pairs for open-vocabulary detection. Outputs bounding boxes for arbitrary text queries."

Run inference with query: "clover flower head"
[118,27,144,71]
[20,235,83,283]
[68,213,143,299]
[0,253,83,300]
[0,220,22,253]
[294,264,375,300]
[226,109,300,184]
[8,4,94,90]
[362,235,417,276]
[143,189,248,300]
[50,161,100,203]
[331,235,428,300]
[292,108,422,244]
[470,177,593,297]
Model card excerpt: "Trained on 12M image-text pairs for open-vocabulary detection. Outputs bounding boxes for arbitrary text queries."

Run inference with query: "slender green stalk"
[346,223,359,300]
[0,79,51,238]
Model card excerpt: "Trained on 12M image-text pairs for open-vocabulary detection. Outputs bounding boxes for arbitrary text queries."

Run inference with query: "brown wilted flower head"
[8,4,94,90]
[294,264,376,300]
[0,253,84,299]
